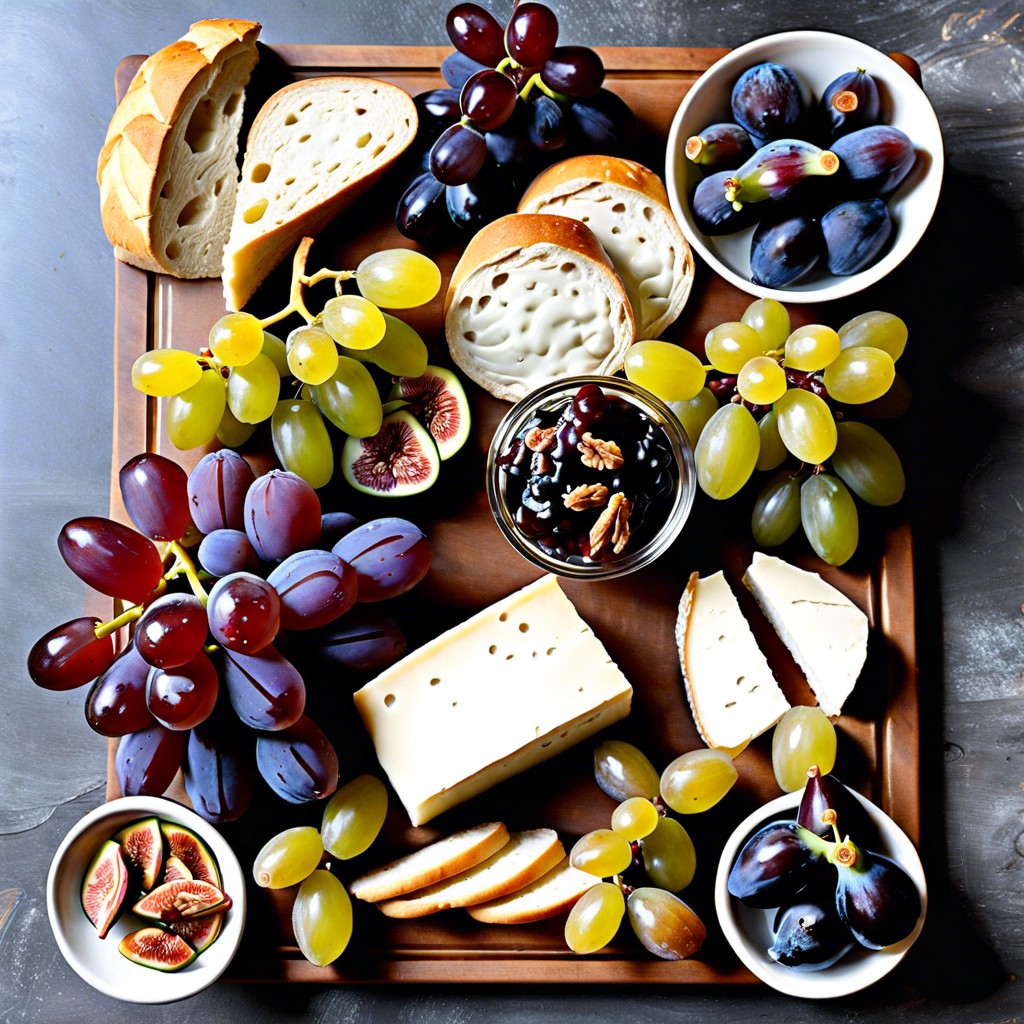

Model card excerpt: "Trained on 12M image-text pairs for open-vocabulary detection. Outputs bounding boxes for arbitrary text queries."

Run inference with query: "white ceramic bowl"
[714,789,927,998]
[47,795,246,1003]
[666,30,944,302]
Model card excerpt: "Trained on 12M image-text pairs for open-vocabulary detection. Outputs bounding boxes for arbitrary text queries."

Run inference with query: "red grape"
[207,572,281,653]
[331,518,432,602]
[28,616,116,691]
[243,470,321,562]
[58,517,164,603]
[267,550,359,630]
[183,707,255,824]
[505,2,558,67]
[460,69,518,131]
[447,2,505,65]
[430,122,488,186]
[198,528,259,577]
[255,715,338,803]
[146,650,219,731]
[219,645,306,731]
[119,453,191,541]
[188,450,256,534]
[116,722,188,797]
[541,45,604,98]
[134,593,209,668]
[85,644,154,736]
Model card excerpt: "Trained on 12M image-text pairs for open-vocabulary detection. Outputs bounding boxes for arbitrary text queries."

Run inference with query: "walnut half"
[578,432,624,471]
[563,483,609,511]
[589,492,632,556]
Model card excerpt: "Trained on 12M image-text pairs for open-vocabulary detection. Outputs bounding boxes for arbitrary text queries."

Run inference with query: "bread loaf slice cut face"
[467,854,595,924]
[222,76,418,310]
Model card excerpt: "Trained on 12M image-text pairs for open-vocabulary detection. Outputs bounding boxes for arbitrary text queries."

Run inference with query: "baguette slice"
[676,570,791,754]
[222,76,418,310]
[376,829,565,919]
[467,854,595,924]
[349,821,509,904]
[518,155,694,338]
[444,213,636,403]
[742,552,869,717]
[97,18,261,278]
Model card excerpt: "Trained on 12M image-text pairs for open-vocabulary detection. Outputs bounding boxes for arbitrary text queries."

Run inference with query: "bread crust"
[520,154,673,211]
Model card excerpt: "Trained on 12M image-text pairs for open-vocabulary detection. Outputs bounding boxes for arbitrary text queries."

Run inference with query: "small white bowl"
[666,30,944,302]
[47,795,246,1004]
[714,789,926,998]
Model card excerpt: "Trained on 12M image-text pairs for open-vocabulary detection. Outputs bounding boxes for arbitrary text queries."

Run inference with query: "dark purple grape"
[28,616,115,691]
[198,527,259,577]
[207,571,281,653]
[413,88,461,145]
[396,172,449,240]
[332,518,431,602]
[447,2,505,65]
[684,122,755,169]
[115,722,188,797]
[690,170,760,235]
[85,643,153,737]
[770,889,855,970]
[566,88,640,154]
[243,469,321,562]
[441,50,490,90]
[834,844,921,949]
[797,766,880,846]
[134,593,208,669]
[255,715,338,803]
[730,62,809,143]
[219,644,306,731]
[572,382,608,428]
[727,821,822,908]
[119,453,190,542]
[821,198,892,275]
[750,208,822,287]
[527,93,568,150]
[461,68,518,131]
[505,2,559,67]
[183,702,255,824]
[267,549,358,630]
[58,517,164,603]
[319,512,361,550]
[821,69,880,139]
[146,650,219,731]
[301,611,407,675]
[485,102,535,166]
[831,125,916,196]
[445,161,519,232]
[430,122,488,186]
[540,45,604,98]
[187,450,255,535]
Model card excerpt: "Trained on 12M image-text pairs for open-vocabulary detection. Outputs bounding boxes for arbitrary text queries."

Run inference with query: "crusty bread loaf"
[444,213,636,403]
[222,76,418,310]
[97,19,261,278]
[518,156,694,339]
[467,854,595,924]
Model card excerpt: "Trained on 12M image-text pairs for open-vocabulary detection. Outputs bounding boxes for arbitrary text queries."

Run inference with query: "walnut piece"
[173,891,221,917]
[589,492,632,556]
[563,483,609,511]
[524,426,557,452]
[578,432,624,471]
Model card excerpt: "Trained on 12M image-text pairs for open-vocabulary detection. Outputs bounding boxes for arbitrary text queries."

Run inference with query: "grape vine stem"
[257,237,356,329]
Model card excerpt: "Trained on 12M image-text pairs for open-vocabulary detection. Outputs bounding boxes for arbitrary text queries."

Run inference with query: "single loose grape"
[321,295,387,350]
[209,311,264,367]
[570,829,633,878]
[564,882,625,954]
[293,869,353,966]
[801,472,859,566]
[704,321,765,374]
[694,403,760,500]
[611,797,659,841]
[627,887,706,960]
[775,389,837,465]
[823,346,896,404]
[321,774,388,860]
[167,370,226,450]
[227,351,280,424]
[741,298,790,349]
[640,816,696,892]
[669,388,718,447]
[838,310,907,361]
[660,748,738,814]
[832,421,905,506]
[737,355,787,405]
[287,325,340,386]
[624,340,706,403]
[593,740,661,802]
[785,324,841,371]
[755,408,787,471]
[772,706,837,792]
[253,825,323,889]
[131,349,203,397]
[356,249,442,308]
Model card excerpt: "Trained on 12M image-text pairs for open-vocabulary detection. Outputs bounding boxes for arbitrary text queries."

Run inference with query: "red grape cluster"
[27,451,429,822]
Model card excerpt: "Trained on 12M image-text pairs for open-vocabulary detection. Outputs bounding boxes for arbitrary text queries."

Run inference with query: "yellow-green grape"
[311,357,383,438]
[166,370,226,449]
[741,297,790,349]
[344,313,428,378]
[216,404,257,447]
[784,324,841,371]
[355,249,442,308]
[832,421,905,506]
[321,295,387,351]
[704,321,765,373]
[611,797,659,842]
[271,399,334,489]
[736,356,787,405]
[623,340,706,403]
[260,330,290,376]
[226,351,280,424]
[838,310,907,361]
[640,817,696,892]
[660,748,738,814]
[755,408,787,471]
[669,388,718,447]
[751,470,803,547]
[823,346,896,404]
[564,881,625,954]
[209,311,264,367]
[694,403,760,500]
[292,869,353,967]
[774,389,837,465]
[801,472,859,566]
[287,325,340,386]
[131,349,203,397]
[626,887,706,960]
[771,706,837,792]
[320,774,388,860]
[252,825,323,889]
[593,740,661,802]
[570,829,633,878]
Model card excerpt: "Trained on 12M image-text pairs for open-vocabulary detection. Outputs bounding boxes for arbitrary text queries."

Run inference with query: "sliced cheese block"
[676,570,791,753]
[467,854,595,924]
[376,829,565,919]
[353,575,633,826]
[742,552,869,717]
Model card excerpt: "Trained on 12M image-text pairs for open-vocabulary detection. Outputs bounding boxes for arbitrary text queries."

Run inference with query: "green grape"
[131,349,203,397]
[321,774,388,860]
[771,706,837,792]
[741,297,790,349]
[564,881,625,954]
[271,399,334,489]
[755,408,787,471]
[611,797,659,842]
[751,470,803,547]
[626,887,706,960]
[311,357,383,438]
[209,311,264,367]
[736,356,786,405]
[800,472,859,566]
[287,325,339,386]
[832,421,905,506]
[660,748,737,814]
[356,249,442,308]
[593,740,661,802]
[260,330,290,376]
[784,324,841,371]
[623,340,706,403]
[216,404,257,447]
[293,869,353,967]
[570,829,633,878]
[640,817,696,892]
[822,346,895,404]
[775,389,837,465]
[252,825,324,889]
[694,403,760,500]
[226,351,280,424]
[166,370,226,449]
[321,295,387,350]
[344,313,429,378]
[669,388,718,447]
[838,310,907,361]
[704,321,765,374]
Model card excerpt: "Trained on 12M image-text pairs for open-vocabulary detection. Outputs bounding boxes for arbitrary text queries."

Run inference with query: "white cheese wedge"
[675,570,790,753]
[742,552,869,717]
[353,575,633,826]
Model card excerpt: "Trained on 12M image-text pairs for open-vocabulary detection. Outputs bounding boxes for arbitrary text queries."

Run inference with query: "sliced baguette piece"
[97,18,261,278]
[375,829,565,919]
[742,552,868,717]
[676,570,791,754]
[467,854,595,924]
[222,76,418,310]
[518,155,694,338]
[349,822,509,904]
[444,213,636,403]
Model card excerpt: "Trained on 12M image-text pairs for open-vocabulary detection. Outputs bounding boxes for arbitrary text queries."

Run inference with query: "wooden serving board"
[106,44,920,985]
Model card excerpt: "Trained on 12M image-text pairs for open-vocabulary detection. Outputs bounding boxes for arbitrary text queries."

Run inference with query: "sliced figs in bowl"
[133,878,231,923]
[81,840,129,938]
[388,365,471,460]
[118,927,198,972]
[342,409,440,497]
[114,816,164,891]
[160,820,221,888]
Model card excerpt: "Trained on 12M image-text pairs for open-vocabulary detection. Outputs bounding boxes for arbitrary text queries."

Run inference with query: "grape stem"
[519,71,565,104]
[94,603,144,640]
[257,237,356,329]
[166,540,208,606]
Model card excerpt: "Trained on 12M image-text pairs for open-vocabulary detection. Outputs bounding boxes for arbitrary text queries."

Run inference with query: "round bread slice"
[466,855,595,924]
[518,156,695,339]
[444,213,636,403]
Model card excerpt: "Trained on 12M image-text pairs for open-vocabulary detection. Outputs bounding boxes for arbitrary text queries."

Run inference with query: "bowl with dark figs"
[666,30,944,301]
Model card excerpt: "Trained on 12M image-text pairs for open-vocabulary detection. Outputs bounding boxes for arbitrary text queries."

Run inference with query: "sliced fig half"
[172,911,223,954]
[118,927,198,972]
[81,839,129,938]
[388,365,471,460]
[160,820,221,888]
[342,409,440,497]
[114,816,164,891]
[133,878,231,923]
[162,855,193,885]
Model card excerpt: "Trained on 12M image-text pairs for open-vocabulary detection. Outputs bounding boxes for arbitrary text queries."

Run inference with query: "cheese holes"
[499,612,508,622]
[488,645,497,655]
[250,162,271,183]
[429,677,441,686]
[243,198,268,224]
[384,693,396,707]
[518,623,529,633]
